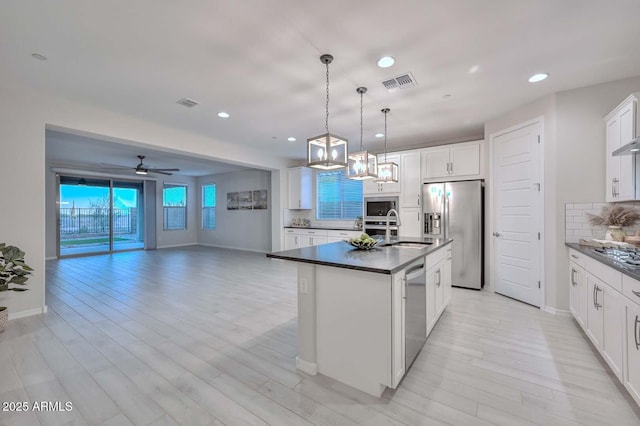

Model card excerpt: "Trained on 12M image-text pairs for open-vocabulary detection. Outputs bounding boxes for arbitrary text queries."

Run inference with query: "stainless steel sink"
[382,241,433,249]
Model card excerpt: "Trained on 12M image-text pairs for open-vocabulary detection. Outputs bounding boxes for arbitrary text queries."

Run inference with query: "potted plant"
[0,243,33,332]
[586,205,640,242]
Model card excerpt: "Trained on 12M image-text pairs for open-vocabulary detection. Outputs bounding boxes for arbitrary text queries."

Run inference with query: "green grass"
[60,237,130,246]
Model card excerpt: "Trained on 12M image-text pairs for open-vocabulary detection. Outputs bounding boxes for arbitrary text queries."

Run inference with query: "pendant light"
[375,108,398,183]
[347,87,378,180]
[307,54,348,170]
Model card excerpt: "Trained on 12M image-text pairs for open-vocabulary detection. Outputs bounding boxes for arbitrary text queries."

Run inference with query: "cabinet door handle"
[612,178,615,197]
[436,269,441,287]
[632,290,640,298]
[295,236,298,245]
[450,162,453,175]
[571,254,579,259]
[635,315,640,350]
[571,268,577,286]
[594,285,602,309]
[593,284,597,308]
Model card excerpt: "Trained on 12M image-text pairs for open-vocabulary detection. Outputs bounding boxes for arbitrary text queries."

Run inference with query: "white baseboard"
[197,243,268,254]
[156,243,198,249]
[8,305,48,320]
[542,305,571,316]
[296,356,318,375]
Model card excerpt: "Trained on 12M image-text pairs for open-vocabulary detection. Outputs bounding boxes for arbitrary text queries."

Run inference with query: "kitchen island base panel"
[295,356,317,375]
[296,263,317,373]
[317,267,396,397]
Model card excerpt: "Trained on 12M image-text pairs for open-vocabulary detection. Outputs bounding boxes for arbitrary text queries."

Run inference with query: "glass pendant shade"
[347,150,378,179]
[374,107,398,183]
[307,133,348,170]
[376,161,398,183]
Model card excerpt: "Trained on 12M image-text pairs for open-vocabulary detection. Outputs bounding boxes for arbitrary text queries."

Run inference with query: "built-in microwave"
[364,196,399,220]
[363,196,399,237]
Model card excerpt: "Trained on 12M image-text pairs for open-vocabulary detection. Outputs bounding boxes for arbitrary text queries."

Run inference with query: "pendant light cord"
[325,61,330,134]
[384,109,388,162]
[360,91,364,150]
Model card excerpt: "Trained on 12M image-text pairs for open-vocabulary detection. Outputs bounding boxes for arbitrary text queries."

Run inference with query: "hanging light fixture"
[375,108,399,183]
[307,54,348,170]
[347,87,378,180]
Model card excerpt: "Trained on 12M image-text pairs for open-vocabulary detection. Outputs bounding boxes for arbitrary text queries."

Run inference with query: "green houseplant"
[0,243,33,332]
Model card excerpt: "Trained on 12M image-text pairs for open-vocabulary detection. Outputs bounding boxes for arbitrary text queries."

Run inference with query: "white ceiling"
[3,0,640,166]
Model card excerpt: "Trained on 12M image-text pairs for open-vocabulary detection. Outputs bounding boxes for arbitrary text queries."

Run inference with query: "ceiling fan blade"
[150,170,173,175]
[148,168,180,172]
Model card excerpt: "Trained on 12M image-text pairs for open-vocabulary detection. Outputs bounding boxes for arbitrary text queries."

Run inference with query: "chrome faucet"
[385,208,401,244]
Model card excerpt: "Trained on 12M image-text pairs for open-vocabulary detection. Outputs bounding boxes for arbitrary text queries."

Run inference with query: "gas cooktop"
[593,247,640,268]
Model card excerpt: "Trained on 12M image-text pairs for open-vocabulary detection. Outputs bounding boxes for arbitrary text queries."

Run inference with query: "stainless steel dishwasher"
[405,257,427,369]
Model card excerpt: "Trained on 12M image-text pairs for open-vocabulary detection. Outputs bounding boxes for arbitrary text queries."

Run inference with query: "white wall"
[485,74,640,312]
[197,169,272,252]
[0,83,288,318]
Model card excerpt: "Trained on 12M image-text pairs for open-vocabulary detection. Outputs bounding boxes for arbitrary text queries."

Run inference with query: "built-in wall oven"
[363,196,399,237]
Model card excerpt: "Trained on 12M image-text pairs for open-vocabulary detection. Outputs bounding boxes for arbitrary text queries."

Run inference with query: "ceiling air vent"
[176,97,200,108]
[381,72,418,93]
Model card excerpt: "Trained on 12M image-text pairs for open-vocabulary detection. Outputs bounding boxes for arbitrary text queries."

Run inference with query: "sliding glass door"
[112,181,144,251]
[58,176,145,257]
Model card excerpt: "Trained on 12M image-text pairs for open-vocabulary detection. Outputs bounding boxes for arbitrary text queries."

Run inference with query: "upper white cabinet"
[398,207,421,238]
[400,152,421,208]
[363,154,401,194]
[288,167,312,209]
[422,141,481,181]
[605,94,638,202]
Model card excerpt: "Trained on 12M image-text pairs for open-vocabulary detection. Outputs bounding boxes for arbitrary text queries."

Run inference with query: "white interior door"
[492,121,542,307]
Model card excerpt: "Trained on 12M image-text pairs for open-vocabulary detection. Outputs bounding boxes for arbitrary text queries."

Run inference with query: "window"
[316,170,363,220]
[202,184,216,229]
[163,183,187,230]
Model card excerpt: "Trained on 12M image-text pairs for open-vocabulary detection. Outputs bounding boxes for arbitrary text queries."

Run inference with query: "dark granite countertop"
[267,238,453,275]
[566,242,640,280]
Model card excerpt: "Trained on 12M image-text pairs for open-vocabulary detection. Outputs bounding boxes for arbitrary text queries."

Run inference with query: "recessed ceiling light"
[631,148,640,152]
[377,56,395,68]
[468,65,480,74]
[31,53,47,61]
[288,137,296,142]
[528,73,549,83]
[217,111,230,118]
[375,133,384,138]
[443,94,452,99]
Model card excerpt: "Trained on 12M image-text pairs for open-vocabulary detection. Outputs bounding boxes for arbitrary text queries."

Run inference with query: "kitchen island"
[267,237,453,397]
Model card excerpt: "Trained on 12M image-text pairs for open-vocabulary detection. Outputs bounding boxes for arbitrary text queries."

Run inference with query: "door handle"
[492,232,501,237]
[635,315,640,350]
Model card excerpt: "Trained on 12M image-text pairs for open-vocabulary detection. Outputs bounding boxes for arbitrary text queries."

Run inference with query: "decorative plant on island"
[586,205,640,242]
[0,243,33,332]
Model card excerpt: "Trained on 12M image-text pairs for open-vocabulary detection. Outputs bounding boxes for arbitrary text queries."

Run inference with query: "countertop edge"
[268,238,453,275]
[565,242,640,280]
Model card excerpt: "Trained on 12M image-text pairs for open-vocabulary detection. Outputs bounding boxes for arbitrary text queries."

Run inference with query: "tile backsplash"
[565,202,640,243]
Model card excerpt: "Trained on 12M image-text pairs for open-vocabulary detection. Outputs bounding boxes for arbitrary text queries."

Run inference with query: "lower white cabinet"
[623,274,640,405]
[625,300,640,405]
[426,244,452,335]
[568,248,635,404]
[284,228,329,249]
[327,230,362,243]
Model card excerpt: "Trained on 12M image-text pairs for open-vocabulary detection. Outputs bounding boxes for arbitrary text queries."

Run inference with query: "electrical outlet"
[299,278,308,294]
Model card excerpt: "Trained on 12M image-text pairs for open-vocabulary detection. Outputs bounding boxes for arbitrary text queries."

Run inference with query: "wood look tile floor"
[1,246,639,425]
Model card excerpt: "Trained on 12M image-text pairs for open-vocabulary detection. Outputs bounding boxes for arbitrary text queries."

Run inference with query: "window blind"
[316,171,363,220]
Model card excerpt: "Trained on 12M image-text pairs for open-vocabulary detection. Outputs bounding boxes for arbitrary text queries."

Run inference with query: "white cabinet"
[391,271,406,388]
[605,94,638,202]
[585,272,605,351]
[363,154,401,194]
[398,207,421,238]
[327,229,361,243]
[284,228,329,249]
[288,167,312,209]
[400,152,421,208]
[603,283,623,380]
[425,244,451,336]
[569,256,587,328]
[422,141,481,180]
[624,299,640,405]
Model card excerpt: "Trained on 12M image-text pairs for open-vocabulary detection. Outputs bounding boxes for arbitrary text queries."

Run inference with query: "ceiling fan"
[100,155,180,176]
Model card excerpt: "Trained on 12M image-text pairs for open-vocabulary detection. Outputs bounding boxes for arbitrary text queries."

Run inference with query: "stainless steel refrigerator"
[423,180,483,289]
